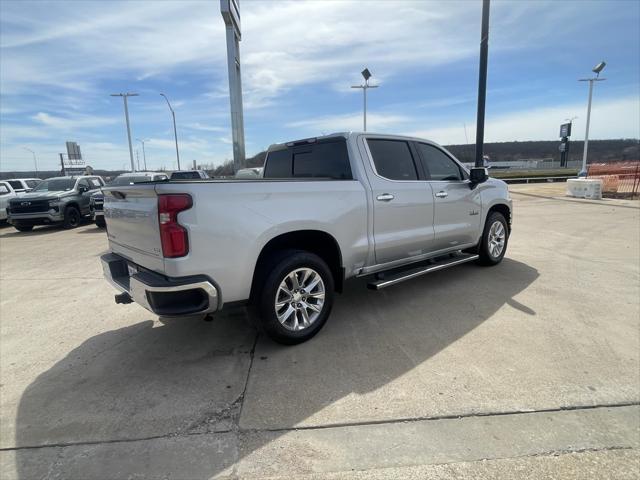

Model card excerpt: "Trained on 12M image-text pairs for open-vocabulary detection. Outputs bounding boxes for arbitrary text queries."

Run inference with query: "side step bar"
[367,253,479,290]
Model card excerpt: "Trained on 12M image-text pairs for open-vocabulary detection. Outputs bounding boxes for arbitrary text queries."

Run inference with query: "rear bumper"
[101,252,219,316]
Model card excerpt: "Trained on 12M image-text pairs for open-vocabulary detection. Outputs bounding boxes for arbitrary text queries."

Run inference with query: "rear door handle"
[376,193,395,202]
[435,191,448,198]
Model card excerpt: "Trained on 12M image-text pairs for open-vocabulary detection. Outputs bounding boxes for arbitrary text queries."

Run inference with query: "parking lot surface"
[1,183,638,479]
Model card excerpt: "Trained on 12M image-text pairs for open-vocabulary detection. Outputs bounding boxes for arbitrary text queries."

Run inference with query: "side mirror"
[78,185,88,193]
[469,167,489,187]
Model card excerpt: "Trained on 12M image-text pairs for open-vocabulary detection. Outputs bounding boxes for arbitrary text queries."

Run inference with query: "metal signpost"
[351,68,378,132]
[220,0,246,172]
[559,121,572,167]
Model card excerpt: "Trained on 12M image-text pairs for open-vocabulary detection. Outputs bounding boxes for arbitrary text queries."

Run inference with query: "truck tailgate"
[103,185,164,273]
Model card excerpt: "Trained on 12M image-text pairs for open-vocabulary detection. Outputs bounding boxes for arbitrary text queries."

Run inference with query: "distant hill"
[2,139,636,180]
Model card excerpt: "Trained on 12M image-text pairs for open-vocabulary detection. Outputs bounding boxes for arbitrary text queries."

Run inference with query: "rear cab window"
[367,139,418,181]
[264,138,352,180]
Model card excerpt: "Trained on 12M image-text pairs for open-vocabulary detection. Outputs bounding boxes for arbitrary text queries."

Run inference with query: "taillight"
[158,194,192,258]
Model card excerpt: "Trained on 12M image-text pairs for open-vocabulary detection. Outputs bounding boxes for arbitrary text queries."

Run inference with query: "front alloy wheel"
[487,220,506,259]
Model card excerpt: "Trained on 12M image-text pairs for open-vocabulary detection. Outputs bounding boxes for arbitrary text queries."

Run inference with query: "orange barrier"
[588,161,640,197]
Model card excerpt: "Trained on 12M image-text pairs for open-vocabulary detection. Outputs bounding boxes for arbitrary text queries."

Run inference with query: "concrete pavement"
[1,183,638,478]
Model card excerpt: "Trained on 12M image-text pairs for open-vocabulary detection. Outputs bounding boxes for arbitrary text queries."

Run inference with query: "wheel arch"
[250,229,344,302]
[487,203,511,233]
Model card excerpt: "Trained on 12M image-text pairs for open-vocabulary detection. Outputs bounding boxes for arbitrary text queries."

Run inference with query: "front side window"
[418,143,463,181]
[26,180,40,188]
[77,179,90,191]
[367,139,418,181]
[88,178,102,188]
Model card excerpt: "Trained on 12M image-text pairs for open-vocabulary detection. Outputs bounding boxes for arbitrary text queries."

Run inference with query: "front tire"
[95,216,106,228]
[63,206,81,229]
[258,250,334,345]
[478,211,508,265]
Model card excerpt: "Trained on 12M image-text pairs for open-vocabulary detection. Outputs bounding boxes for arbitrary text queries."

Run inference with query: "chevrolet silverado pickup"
[101,133,512,344]
[8,175,105,231]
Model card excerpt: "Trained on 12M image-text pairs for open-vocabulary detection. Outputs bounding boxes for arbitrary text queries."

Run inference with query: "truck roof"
[267,132,438,151]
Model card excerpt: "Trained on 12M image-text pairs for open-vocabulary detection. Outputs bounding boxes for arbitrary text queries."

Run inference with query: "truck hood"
[11,191,74,202]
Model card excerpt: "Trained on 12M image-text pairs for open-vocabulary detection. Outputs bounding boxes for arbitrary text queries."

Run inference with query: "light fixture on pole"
[23,147,38,174]
[578,61,606,177]
[136,138,149,171]
[160,93,181,170]
[110,93,139,172]
[351,68,378,132]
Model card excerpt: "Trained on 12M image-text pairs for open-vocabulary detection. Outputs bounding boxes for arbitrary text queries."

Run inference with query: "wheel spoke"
[277,305,295,324]
[288,271,301,290]
[274,267,326,331]
[304,301,321,313]
[300,307,310,327]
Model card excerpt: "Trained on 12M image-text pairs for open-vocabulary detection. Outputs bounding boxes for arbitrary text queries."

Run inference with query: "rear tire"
[14,224,33,232]
[257,249,334,345]
[95,216,106,228]
[63,206,81,229]
[478,211,508,266]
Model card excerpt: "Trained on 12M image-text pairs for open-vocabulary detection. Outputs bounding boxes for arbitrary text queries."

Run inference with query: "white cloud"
[287,112,410,134]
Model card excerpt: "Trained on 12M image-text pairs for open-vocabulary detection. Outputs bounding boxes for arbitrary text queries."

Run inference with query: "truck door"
[365,138,436,264]
[415,142,482,251]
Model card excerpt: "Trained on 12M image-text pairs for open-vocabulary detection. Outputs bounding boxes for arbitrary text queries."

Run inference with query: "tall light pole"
[351,68,378,131]
[160,93,181,170]
[23,147,38,174]
[136,138,149,171]
[578,61,606,177]
[110,93,138,172]
[220,0,246,173]
[474,0,491,167]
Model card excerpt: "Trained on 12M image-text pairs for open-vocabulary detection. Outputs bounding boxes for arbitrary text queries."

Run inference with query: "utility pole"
[136,138,148,171]
[23,147,38,175]
[351,68,378,131]
[136,149,141,171]
[578,62,606,176]
[111,93,139,172]
[474,0,490,167]
[160,93,181,170]
[221,0,246,172]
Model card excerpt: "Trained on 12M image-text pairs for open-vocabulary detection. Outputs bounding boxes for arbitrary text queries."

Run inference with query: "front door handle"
[376,193,395,202]
[435,191,448,198]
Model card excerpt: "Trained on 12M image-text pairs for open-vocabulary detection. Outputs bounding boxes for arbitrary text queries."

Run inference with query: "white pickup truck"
[101,133,512,344]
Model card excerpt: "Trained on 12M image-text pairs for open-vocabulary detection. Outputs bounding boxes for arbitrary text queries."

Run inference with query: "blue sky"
[1,0,639,172]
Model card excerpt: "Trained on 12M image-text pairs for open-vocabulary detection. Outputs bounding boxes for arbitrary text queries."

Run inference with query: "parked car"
[4,178,41,194]
[7,176,105,231]
[91,172,169,228]
[234,167,264,179]
[0,181,19,222]
[101,133,512,344]
[169,170,209,180]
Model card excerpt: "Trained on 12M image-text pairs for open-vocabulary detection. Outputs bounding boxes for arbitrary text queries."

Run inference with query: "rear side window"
[417,143,463,181]
[264,140,352,180]
[8,181,22,190]
[367,139,418,181]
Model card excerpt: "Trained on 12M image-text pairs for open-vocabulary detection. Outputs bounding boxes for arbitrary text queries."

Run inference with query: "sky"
[1,0,639,172]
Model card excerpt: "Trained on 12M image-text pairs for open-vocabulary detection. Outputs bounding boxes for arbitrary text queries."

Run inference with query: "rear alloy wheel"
[258,250,334,344]
[478,211,508,265]
[63,206,81,229]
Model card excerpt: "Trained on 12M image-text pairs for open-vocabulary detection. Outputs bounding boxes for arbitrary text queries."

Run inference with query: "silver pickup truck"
[101,132,512,344]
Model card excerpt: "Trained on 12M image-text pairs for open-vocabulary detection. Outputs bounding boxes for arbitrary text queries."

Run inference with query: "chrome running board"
[367,253,479,290]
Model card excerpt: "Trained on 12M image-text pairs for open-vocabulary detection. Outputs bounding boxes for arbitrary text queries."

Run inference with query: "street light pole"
[351,68,378,132]
[474,0,491,168]
[578,61,606,177]
[111,93,139,172]
[136,138,148,171]
[160,93,181,170]
[23,147,38,174]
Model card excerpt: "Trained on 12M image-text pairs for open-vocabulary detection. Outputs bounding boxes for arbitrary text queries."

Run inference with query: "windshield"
[33,179,76,192]
[110,175,153,186]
